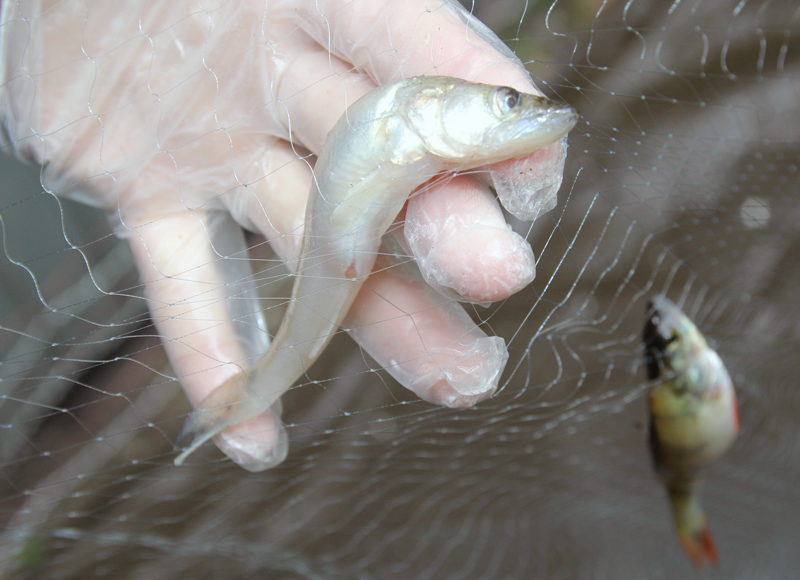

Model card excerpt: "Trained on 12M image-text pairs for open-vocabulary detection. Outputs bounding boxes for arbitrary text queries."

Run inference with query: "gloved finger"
[293,0,536,90]
[268,34,377,153]
[212,398,288,472]
[127,209,286,470]
[405,175,536,304]
[221,136,312,263]
[483,137,571,222]
[344,235,507,407]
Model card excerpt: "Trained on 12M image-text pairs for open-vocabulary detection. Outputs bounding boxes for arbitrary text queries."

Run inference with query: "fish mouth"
[544,104,580,128]
[510,104,579,144]
[644,296,676,343]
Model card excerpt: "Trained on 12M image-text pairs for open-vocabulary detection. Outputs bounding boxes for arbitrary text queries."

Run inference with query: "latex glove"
[0,0,568,470]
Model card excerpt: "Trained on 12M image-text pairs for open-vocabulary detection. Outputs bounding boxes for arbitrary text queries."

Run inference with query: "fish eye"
[494,87,520,114]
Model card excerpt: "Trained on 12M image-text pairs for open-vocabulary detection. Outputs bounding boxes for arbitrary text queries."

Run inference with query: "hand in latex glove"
[0,0,568,470]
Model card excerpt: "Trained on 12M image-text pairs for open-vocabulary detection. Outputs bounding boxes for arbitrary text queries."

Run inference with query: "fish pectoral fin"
[329,169,402,228]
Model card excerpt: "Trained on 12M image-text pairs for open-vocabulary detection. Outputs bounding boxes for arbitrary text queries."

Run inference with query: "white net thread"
[1,0,799,578]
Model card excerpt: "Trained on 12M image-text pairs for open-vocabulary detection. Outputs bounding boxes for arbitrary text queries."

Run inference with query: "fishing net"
[1,0,798,577]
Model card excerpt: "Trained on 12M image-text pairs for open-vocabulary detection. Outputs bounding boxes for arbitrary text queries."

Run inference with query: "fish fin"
[669,487,719,567]
[678,523,719,568]
[174,371,270,465]
[329,169,402,228]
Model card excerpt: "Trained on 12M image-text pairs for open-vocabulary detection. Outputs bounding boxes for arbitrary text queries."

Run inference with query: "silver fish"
[175,76,578,464]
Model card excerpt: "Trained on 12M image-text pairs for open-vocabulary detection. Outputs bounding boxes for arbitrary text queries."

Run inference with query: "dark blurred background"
[2,0,799,578]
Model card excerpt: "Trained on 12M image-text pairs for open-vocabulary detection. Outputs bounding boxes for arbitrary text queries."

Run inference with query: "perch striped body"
[643,295,739,567]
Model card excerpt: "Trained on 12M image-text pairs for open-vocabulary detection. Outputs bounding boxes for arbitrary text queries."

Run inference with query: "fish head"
[401,77,578,167]
[643,295,709,381]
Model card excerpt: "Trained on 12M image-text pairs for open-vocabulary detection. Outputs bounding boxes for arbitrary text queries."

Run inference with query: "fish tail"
[669,488,719,567]
[173,371,269,465]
